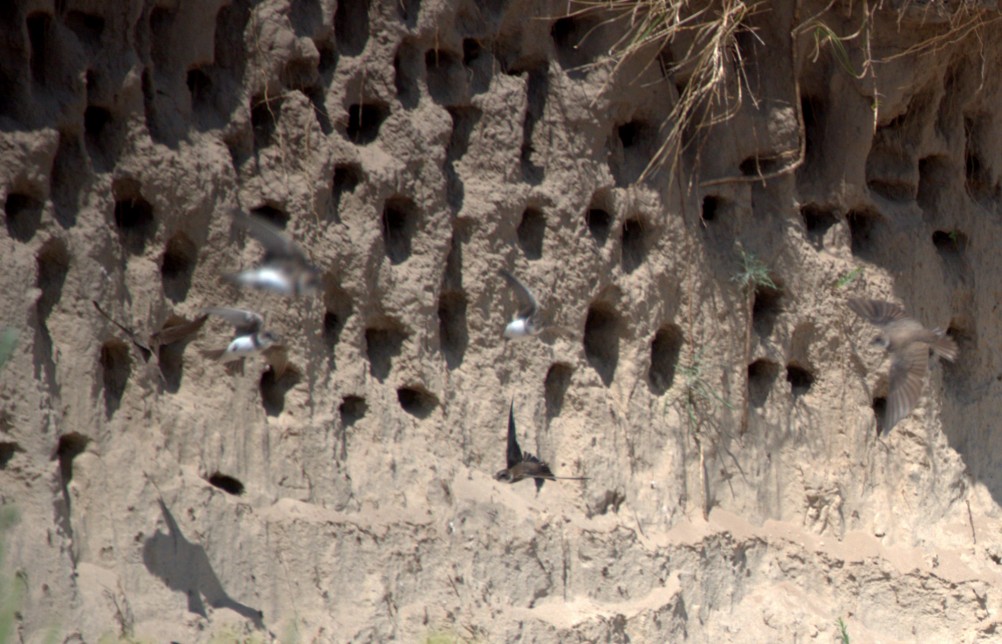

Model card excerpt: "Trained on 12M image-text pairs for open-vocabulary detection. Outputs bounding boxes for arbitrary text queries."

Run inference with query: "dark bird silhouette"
[848,298,957,432]
[226,209,321,297]
[494,399,586,492]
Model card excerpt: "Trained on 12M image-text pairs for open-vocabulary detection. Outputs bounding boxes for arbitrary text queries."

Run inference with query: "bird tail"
[930,330,958,361]
[552,476,588,481]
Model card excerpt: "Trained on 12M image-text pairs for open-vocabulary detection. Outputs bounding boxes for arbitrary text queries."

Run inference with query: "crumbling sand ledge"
[2,0,1002,641]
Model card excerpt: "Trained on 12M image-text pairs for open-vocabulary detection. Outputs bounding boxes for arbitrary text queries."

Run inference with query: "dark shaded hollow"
[260,366,301,417]
[84,105,111,149]
[551,15,599,73]
[56,432,90,486]
[5,192,43,242]
[250,204,288,229]
[27,12,51,86]
[339,395,367,426]
[161,232,197,302]
[620,218,648,273]
[334,0,369,56]
[100,339,131,418]
[394,41,421,109]
[800,205,838,249]
[445,106,481,211]
[397,0,420,26]
[752,284,782,337]
[544,362,574,420]
[251,96,281,149]
[872,396,887,436]
[331,163,362,219]
[701,195,721,223]
[113,189,156,254]
[964,116,993,196]
[586,208,611,245]
[517,208,545,260]
[747,359,779,408]
[382,197,416,264]
[304,86,334,135]
[364,325,406,381]
[740,156,783,177]
[207,472,245,496]
[438,291,468,370]
[65,11,105,48]
[0,442,23,469]
[186,67,212,107]
[397,386,438,419]
[917,155,952,210]
[800,94,824,167]
[583,303,619,386]
[520,64,549,185]
[846,209,879,257]
[786,363,814,396]
[157,341,186,393]
[649,324,682,395]
[425,49,465,105]
[932,230,966,256]
[36,239,70,320]
[322,289,352,358]
[346,102,388,145]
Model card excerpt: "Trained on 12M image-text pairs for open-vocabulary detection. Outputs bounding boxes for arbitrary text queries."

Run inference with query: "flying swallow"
[499,268,542,339]
[93,300,207,382]
[203,307,283,368]
[494,399,586,492]
[848,298,957,432]
[225,209,321,297]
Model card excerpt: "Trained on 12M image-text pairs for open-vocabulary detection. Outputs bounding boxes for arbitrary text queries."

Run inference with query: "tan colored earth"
[2,0,1002,641]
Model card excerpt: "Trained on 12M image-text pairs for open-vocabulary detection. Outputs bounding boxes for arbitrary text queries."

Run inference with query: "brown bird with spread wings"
[495,399,586,492]
[848,298,957,433]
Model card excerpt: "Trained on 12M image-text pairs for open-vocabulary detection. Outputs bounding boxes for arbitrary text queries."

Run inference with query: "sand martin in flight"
[848,298,957,433]
[203,307,283,367]
[495,399,586,492]
[225,209,321,297]
[499,268,543,340]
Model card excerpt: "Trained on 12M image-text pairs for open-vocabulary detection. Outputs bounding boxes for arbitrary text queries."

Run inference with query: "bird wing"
[151,314,209,348]
[506,399,523,469]
[232,209,307,263]
[847,298,909,327]
[205,307,263,335]
[92,300,152,360]
[499,269,539,319]
[885,342,929,432]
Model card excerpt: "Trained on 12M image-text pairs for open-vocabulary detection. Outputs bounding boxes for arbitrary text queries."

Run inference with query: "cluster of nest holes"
[207,472,244,496]
[0,441,23,469]
[786,362,814,397]
[112,179,155,254]
[846,208,880,258]
[800,205,838,250]
[648,324,682,395]
[517,207,545,260]
[544,363,574,420]
[260,365,301,417]
[100,339,131,418]
[752,279,783,337]
[5,191,43,242]
[331,163,362,220]
[161,233,197,302]
[584,303,620,386]
[747,359,779,408]
[382,197,417,264]
[620,217,650,274]
[365,323,406,381]
[397,385,438,419]
[346,102,388,145]
[586,191,613,245]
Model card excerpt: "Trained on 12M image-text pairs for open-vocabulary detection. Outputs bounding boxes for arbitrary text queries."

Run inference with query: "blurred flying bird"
[499,268,542,340]
[848,298,957,433]
[203,307,285,374]
[225,209,321,297]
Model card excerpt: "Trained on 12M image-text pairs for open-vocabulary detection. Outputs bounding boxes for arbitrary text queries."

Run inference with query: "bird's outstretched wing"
[885,341,929,432]
[204,307,263,335]
[506,399,523,469]
[151,314,208,348]
[500,269,539,319]
[847,298,909,327]
[232,209,308,263]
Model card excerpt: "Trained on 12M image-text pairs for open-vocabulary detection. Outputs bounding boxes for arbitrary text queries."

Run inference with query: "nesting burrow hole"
[584,302,620,386]
[161,232,197,302]
[425,48,465,105]
[346,102,388,145]
[382,196,417,264]
[786,363,815,397]
[544,362,574,420]
[334,0,368,56]
[207,472,245,496]
[339,395,367,426]
[620,217,649,274]
[0,442,23,469]
[251,95,282,149]
[517,207,545,260]
[36,238,69,320]
[648,324,682,395]
[397,385,438,419]
[747,359,779,408]
[100,339,131,418]
[364,323,407,381]
[846,208,880,258]
[586,191,613,245]
[112,179,156,254]
[55,432,90,487]
[331,163,362,219]
[5,191,43,242]
[260,365,301,417]
[752,279,783,337]
[800,205,838,249]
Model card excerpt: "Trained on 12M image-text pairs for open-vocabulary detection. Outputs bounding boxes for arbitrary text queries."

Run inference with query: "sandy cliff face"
[2,0,1002,641]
